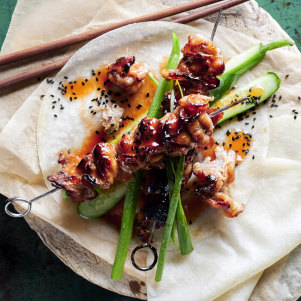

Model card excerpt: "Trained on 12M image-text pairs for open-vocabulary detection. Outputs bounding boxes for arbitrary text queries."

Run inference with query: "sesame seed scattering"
[45,63,156,140]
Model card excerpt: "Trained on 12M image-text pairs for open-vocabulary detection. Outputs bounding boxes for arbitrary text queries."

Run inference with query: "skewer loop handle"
[131,243,158,271]
[5,197,32,218]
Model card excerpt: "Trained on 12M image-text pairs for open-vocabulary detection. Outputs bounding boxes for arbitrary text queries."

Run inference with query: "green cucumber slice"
[63,190,71,201]
[212,72,281,124]
[77,181,128,219]
[211,40,293,101]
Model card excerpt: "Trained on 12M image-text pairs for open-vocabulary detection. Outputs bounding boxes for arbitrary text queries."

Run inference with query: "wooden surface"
[0,0,300,300]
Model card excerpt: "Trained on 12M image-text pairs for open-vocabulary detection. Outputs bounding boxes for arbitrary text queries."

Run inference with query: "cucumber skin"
[212,44,264,101]
[212,40,293,101]
[77,182,128,219]
[216,72,281,124]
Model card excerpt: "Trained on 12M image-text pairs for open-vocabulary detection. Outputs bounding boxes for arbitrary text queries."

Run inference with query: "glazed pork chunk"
[193,147,244,217]
[107,56,149,93]
[162,35,225,96]
[48,94,223,202]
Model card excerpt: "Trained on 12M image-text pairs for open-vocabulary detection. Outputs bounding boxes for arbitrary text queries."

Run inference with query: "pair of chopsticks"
[0,0,248,90]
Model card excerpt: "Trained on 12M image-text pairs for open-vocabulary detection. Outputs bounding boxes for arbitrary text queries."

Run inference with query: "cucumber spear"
[212,72,281,124]
[211,39,293,101]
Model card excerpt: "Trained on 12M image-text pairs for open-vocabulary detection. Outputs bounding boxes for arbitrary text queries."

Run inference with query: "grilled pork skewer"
[48,94,224,202]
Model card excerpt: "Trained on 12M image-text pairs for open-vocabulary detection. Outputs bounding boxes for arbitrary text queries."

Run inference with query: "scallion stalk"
[147,32,180,119]
[155,155,185,281]
[111,171,142,280]
[167,159,179,249]
[148,73,159,87]
[176,197,193,255]
[111,33,181,280]
[167,157,193,255]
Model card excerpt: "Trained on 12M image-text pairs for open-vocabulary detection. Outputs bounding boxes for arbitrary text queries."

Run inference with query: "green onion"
[170,88,175,112]
[148,73,159,87]
[167,159,179,249]
[111,33,181,280]
[176,197,193,255]
[111,171,142,280]
[176,80,184,98]
[167,157,193,255]
[147,32,180,119]
[211,39,293,101]
[168,79,193,256]
[155,155,185,281]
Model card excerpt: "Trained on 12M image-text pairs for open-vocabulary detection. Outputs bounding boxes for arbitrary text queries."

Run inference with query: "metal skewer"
[210,9,223,41]
[130,10,224,272]
[3,8,233,274]
[3,90,246,219]
[131,220,158,271]
[4,187,60,218]
[209,97,249,118]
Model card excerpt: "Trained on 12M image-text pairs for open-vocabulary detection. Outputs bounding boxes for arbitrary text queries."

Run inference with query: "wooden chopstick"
[0,0,224,67]
[0,0,248,91]
[173,0,248,23]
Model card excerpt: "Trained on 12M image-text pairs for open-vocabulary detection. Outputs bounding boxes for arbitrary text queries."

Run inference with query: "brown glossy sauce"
[77,131,108,156]
[201,130,253,161]
[63,65,157,156]
[248,86,264,99]
[213,86,264,109]
[224,129,253,160]
[183,195,207,224]
[64,66,108,99]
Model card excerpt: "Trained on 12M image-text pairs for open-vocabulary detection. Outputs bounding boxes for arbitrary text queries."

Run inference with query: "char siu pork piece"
[48,94,223,202]
[162,35,225,96]
[47,151,98,202]
[193,146,244,217]
[107,56,149,93]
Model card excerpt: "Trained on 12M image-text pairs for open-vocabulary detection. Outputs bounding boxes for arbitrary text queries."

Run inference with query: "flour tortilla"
[36,21,301,300]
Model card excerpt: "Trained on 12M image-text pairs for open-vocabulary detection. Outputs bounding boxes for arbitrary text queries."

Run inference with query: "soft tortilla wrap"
[34,20,301,300]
